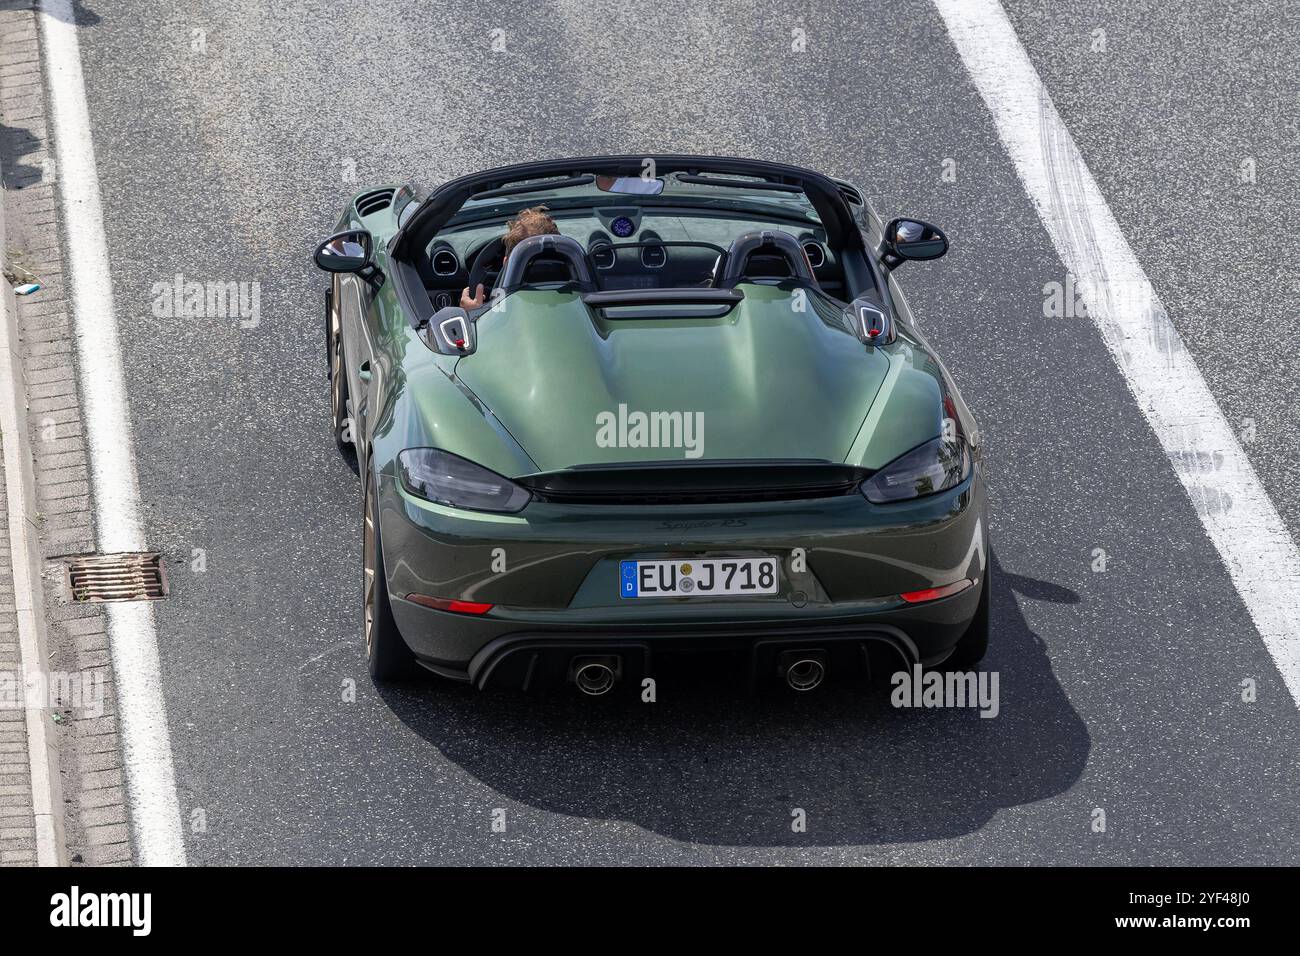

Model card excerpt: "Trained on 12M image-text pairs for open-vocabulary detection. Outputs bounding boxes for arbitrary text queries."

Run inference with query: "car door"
[337,272,379,473]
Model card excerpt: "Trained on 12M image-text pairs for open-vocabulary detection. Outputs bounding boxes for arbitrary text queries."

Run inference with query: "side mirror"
[880,218,948,268]
[314,229,373,273]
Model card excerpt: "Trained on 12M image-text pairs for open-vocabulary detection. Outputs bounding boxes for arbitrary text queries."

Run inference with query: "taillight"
[405,594,494,615]
[899,579,974,604]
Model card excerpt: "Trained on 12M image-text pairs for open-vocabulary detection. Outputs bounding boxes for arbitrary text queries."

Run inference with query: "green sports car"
[314,155,988,695]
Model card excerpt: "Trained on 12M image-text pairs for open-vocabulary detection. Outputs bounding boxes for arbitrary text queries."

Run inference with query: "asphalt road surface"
[59,0,1300,863]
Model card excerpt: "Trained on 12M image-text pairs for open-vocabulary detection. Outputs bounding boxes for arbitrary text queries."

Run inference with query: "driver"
[460,206,559,310]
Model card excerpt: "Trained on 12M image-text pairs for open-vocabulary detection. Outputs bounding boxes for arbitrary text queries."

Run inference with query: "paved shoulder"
[0,0,130,866]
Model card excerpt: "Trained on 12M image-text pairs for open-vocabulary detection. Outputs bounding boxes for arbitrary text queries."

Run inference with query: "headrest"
[497,234,597,293]
[717,230,816,289]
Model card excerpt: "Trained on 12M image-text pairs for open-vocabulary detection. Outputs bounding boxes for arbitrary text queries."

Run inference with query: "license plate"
[619,557,779,598]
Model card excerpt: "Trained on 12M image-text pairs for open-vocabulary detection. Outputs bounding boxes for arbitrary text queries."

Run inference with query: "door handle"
[359,361,373,383]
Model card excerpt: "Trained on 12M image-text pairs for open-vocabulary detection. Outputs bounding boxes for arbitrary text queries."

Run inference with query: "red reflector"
[446,600,493,614]
[899,579,973,604]
[405,594,493,615]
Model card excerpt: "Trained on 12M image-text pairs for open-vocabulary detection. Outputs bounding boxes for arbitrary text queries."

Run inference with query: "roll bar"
[716,230,816,288]
[496,234,597,293]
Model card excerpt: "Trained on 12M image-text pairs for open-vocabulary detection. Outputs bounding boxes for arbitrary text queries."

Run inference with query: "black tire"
[945,562,991,668]
[327,287,359,470]
[364,480,420,681]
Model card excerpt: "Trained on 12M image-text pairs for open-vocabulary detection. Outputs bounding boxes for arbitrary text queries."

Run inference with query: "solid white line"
[934,0,1300,706]
[39,0,188,864]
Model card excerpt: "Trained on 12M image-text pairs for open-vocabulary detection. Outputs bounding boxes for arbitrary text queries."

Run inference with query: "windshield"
[448,171,823,230]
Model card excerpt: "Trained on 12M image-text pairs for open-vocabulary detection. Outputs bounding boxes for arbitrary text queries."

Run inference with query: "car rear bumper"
[377,467,988,687]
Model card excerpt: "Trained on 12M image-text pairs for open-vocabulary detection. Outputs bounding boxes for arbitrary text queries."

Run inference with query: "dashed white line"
[40,0,187,864]
[934,0,1300,706]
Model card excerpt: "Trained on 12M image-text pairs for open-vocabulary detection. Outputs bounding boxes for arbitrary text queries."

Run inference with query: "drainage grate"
[67,553,168,603]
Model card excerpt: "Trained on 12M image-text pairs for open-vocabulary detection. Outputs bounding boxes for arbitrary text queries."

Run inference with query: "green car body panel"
[460,286,915,471]
[321,158,989,690]
[350,281,955,479]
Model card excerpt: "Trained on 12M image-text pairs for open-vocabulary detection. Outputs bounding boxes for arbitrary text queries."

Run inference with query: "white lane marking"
[40,1,187,864]
[934,0,1300,706]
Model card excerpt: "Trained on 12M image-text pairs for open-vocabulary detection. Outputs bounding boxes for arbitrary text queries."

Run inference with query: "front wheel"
[363,480,419,680]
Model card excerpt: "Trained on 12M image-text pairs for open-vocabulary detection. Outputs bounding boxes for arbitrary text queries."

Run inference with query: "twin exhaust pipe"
[569,649,828,695]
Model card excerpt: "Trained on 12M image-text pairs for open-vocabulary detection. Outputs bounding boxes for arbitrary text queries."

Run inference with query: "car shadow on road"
[379,552,1090,847]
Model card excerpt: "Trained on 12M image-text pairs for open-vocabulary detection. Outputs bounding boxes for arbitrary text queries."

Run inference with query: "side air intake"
[355,188,395,217]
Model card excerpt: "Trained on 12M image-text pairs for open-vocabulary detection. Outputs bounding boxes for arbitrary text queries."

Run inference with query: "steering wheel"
[466,236,506,300]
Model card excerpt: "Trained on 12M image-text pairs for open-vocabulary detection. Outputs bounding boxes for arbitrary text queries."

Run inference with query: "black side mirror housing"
[879,218,948,269]
[314,229,373,273]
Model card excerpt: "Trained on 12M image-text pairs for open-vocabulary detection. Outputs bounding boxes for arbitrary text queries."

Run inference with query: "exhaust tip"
[776,649,827,692]
[572,658,619,696]
[784,658,825,692]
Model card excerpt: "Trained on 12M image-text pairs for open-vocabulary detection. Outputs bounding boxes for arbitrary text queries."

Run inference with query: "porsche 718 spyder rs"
[314,155,988,695]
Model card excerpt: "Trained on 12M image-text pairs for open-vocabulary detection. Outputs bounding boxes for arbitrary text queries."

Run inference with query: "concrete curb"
[0,156,68,867]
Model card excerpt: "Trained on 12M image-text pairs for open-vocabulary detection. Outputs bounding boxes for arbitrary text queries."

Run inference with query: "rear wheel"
[945,562,991,668]
[363,480,419,680]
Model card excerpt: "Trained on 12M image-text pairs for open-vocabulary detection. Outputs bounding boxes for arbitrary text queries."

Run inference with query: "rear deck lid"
[453,286,889,474]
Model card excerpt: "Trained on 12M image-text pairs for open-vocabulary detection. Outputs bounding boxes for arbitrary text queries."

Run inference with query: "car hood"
[452,287,892,474]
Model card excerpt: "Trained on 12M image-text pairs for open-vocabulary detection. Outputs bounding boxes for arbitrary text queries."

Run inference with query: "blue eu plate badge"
[620,560,638,598]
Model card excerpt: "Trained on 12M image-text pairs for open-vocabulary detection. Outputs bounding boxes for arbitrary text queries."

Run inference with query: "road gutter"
[0,160,66,867]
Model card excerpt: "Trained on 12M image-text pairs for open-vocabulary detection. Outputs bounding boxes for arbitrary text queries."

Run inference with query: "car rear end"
[378,457,987,694]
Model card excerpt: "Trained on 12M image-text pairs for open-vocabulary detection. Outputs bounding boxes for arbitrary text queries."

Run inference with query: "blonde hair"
[503,205,559,255]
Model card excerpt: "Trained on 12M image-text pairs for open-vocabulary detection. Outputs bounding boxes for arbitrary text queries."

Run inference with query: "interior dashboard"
[419,211,845,308]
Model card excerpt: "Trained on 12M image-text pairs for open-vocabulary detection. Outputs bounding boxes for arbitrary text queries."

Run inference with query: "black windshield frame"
[391,155,864,262]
